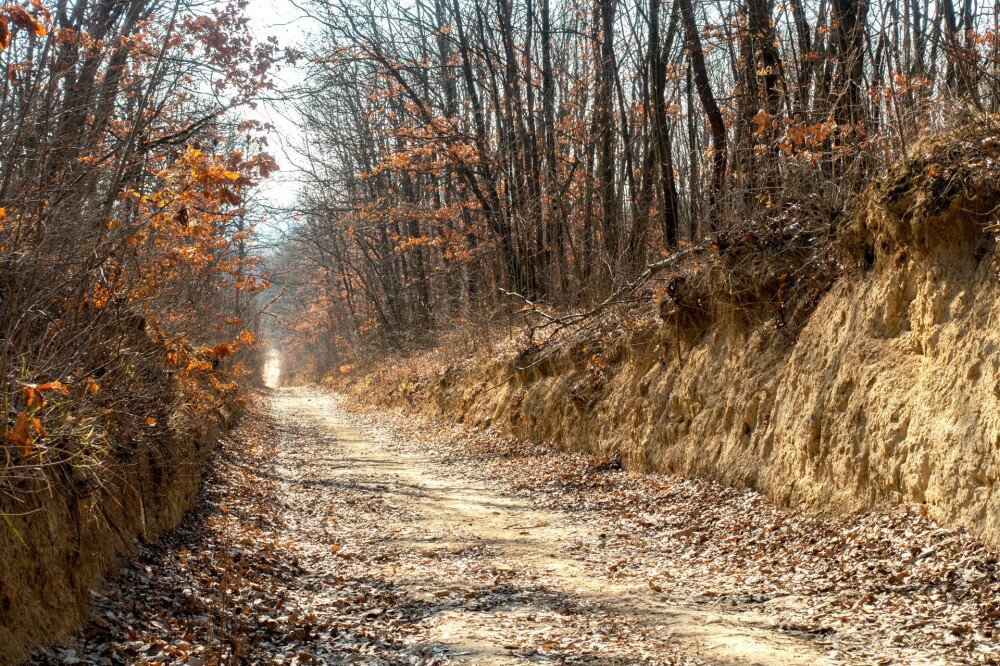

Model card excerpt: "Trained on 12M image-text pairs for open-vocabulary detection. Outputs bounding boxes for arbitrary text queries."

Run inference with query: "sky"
[244,0,315,223]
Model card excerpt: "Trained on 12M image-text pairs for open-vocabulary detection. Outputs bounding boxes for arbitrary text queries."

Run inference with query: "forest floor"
[32,387,1000,665]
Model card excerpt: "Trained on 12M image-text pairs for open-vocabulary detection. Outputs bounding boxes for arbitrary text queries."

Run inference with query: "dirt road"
[35,387,1000,665]
[272,388,831,666]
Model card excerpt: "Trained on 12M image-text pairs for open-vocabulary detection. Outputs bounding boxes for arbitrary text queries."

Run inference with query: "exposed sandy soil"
[277,388,830,666]
[32,386,1000,664]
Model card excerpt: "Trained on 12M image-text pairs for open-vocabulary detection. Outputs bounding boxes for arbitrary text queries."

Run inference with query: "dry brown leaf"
[5,411,32,457]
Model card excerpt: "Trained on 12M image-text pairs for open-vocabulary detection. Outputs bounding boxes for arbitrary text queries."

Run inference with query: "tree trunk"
[595,0,620,271]
[650,0,681,247]
[678,0,727,230]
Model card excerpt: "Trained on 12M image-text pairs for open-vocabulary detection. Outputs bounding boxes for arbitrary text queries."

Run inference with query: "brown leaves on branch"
[0,1,49,52]
[20,381,69,408]
[3,410,49,459]
[0,0,275,503]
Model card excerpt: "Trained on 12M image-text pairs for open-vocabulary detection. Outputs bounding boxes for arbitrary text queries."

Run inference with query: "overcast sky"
[244,0,314,224]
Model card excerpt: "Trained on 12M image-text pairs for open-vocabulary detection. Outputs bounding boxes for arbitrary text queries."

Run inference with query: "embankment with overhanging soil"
[343,126,1000,551]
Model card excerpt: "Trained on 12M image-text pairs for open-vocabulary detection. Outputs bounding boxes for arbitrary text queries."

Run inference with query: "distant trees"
[277,0,1000,369]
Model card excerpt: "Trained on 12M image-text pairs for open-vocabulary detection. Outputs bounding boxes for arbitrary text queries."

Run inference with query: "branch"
[500,245,700,344]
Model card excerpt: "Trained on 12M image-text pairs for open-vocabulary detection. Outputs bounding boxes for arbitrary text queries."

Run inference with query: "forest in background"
[272,0,1000,375]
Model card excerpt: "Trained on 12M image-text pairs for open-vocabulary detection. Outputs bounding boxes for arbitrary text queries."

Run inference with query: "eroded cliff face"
[365,130,1000,548]
[0,407,237,664]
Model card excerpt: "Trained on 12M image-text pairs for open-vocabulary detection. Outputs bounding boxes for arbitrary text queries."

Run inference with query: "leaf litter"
[30,387,1000,665]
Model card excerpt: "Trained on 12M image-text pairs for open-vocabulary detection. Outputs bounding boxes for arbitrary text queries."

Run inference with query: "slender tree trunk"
[540,0,565,295]
[830,0,869,129]
[595,0,620,272]
[650,0,681,247]
[678,0,727,230]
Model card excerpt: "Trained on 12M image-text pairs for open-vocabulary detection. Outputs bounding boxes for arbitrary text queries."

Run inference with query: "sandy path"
[270,387,829,665]
[37,386,998,664]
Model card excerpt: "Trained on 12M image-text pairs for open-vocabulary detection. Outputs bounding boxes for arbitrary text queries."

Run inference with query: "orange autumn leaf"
[5,6,46,38]
[185,359,214,373]
[33,380,69,395]
[21,385,42,409]
[212,342,234,359]
[20,380,69,409]
[84,377,100,395]
[30,0,50,19]
[5,412,32,458]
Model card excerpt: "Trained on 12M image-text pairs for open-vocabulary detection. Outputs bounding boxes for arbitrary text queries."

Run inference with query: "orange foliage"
[1,0,274,471]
